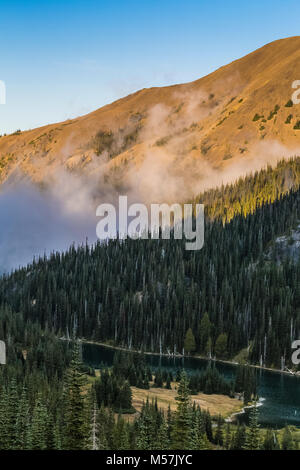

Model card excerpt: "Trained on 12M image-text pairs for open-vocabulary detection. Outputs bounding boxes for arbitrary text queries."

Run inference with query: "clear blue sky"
[0,0,299,134]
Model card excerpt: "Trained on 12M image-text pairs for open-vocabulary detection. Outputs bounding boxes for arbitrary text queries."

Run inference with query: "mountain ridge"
[1,36,300,200]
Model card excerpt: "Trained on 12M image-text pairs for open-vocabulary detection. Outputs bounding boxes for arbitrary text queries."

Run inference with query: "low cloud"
[1,88,300,271]
[0,182,97,273]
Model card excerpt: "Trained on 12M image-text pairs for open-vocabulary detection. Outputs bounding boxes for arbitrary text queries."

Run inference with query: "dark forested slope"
[1,158,300,369]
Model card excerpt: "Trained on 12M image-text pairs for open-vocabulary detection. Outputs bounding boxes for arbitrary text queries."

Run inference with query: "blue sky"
[0,0,299,134]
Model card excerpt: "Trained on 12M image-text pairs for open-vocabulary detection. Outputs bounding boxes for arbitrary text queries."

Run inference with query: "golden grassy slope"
[0,36,300,193]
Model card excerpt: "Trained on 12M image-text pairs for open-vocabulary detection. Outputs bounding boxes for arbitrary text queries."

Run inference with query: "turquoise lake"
[83,342,300,428]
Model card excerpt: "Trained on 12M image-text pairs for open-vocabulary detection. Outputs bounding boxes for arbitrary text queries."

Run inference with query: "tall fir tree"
[246,404,261,450]
[63,343,88,450]
[184,328,196,354]
[30,395,49,450]
[171,371,191,449]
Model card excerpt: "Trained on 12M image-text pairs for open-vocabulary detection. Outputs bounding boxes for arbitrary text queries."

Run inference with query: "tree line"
[1,158,300,369]
[0,339,296,450]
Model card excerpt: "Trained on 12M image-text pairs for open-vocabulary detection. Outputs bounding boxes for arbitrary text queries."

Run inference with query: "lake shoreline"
[225,399,265,423]
[78,338,300,378]
[80,338,300,428]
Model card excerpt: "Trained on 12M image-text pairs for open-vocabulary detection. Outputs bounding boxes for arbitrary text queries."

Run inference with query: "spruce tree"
[171,371,191,449]
[246,404,261,450]
[97,405,109,450]
[184,328,196,354]
[31,396,49,450]
[0,387,10,449]
[214,415,224,447]
[63,343,88,450]
[231,425,247,450]
[224,422,231,449]
[15,387,30,450]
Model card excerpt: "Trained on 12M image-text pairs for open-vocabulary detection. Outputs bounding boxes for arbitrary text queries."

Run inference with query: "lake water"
[83,342,300,428]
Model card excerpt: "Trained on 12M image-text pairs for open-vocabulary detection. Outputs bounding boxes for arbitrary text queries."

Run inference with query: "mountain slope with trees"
[1,157,300,370]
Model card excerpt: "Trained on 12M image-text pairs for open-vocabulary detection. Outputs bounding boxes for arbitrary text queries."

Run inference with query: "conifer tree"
[0,387,10,449]
[214,415,224,447]
[96,405,109,450]
[155,420,169,450]
[31,396,48,450]
[85,387,98,450]
[63,343,88,450]
[136,400,154,450]
[224,422,232,450]
[189,407,208,450]
[184,328,196,354]
[46,412,56,450]
[215,333,228,359]
[199,313,211,354]
[204,410,213,443]
[15,387,30,450]
[1,379,19,449]
[166,404,172,444]
[231,425,247,450]
[53,415,62,450]
[113,415,130,450]
[171,371,191,449]
[246,404,261,450]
